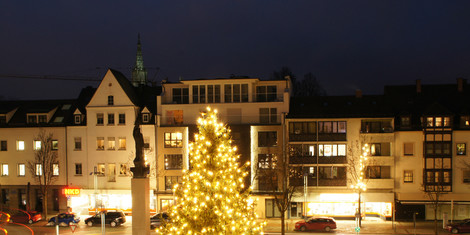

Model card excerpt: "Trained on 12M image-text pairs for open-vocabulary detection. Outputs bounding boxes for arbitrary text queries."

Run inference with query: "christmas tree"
[158,107,265,235]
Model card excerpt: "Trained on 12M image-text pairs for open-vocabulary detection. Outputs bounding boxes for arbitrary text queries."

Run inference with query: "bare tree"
[253,154,301,235]
[294,73,327,97]
[27,130,58,219]
[422,183,447,235]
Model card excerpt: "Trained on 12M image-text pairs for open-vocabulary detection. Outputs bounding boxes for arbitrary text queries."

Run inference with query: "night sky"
[1,1,470,100]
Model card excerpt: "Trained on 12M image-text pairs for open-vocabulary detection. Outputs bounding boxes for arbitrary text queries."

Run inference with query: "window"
[265,199,281,218]
[1,164,8,176]
[461,116,470,128]
[108,163,116,182]
[27,115,37,124]
[35,164,42,176]
[258,131,277,147]
[17,140,25,151]
[0,141,6,151]
[118,138,126,150]
[144,136,150,149]
[33,140,41,150]
[224,84,248,103]
[0,115,6,124]
[75,163,82,175]
[463,170,470,183]
[207,85,221,103]
[318,144,346,157]
[319,121,347,133]
[108,113,115,125]
[97,137,104,150]
[18,164,25,176]
[166,110,183,125]
[165,154,183,170]
[404,170,413,183]
[142,113,150,123]
[259,108,277,124]
[1,189,9,204]
[256,85,277,102]
[366,166,391,179]
[165,176,182,190]
[289,144,317,156]
[74,137,82,151]
[97,163,105,176]
[258,154,277,169]
[27,114,47,124]
[172,88,189,104]
[457,143,466,156]
[404,143,414,156]
[74,115,81,124]
[97,113,104,125]
[192,85,206,103]
[118,114,126,125]
[53,164,59,176]
[426,116,451,127]
[164,133,183,148]
[52,140,58,150]
[289,122,316,135]
[160,199,174,212]
[108,137,115,150]
[120,164,128,176]
[400,116,411,128]
[369,143,391,156]
[108,95,114,105]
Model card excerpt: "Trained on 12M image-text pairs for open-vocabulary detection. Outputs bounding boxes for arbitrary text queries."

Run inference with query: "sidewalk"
[263,218,452,234]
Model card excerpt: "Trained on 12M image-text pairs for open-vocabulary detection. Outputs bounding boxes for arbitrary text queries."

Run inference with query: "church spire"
[131,33,148,87]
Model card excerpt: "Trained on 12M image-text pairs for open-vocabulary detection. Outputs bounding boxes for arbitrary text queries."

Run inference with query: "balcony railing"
[289,133,346,142]
[289,156,347,164]
[318,178,347,186]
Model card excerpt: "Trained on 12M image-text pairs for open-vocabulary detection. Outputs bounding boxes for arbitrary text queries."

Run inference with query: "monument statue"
[131,113,149,178]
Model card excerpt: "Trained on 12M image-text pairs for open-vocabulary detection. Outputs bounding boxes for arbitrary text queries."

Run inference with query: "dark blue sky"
[1,1,470,100]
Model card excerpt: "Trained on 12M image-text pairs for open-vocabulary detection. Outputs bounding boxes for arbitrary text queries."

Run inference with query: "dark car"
[150,212,170,229]
[447,220,470,234]
[294,217,337,232]
[9,210,42,224]
[48,213,80,225]
[85,211,126,227]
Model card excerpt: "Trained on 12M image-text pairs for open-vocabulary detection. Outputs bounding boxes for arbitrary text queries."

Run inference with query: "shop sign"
[63,188,81,196]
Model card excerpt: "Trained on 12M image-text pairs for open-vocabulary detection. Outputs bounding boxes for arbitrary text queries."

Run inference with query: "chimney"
[457,77,465,92]
[355,89,362,98]
[416,79,421,93]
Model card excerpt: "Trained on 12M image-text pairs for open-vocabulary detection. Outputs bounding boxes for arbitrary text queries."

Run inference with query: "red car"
[9,210,42,224]
[294,217,337,232]
[447,219,470,234]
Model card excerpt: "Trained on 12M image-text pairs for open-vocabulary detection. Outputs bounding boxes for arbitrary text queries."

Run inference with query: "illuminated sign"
[63,188,81,196]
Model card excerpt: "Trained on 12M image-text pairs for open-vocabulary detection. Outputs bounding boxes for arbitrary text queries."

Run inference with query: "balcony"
[366,179,394,189]
[318,178,347,186]
[289,177,317,187]
[289,156,346,164]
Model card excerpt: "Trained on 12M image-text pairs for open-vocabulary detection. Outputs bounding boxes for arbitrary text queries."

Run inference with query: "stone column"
[132,177,150,235]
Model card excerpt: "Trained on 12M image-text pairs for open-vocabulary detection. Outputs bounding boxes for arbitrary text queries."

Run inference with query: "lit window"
[108,95,114,105]
[435,117,442,127]
[52,140,58,150]
[75,163,82,175]
[164,133,183,148]
[461,116,470,128]
[33,140,41,150]
[97,163,105,176]
[1,140,7,151]
[118,138,126,150]
[17,140,25,151]
[426,117,434,127]
[74,137,82,151]
[444,117,451,127]
[404,170,413,183]
[1,164,8,176]
[18,164,25,176]
[165,176,182,190]
[258,154,277,169]
[108,113,115,125]
[53,164,59,176]
[107,137,115,150]
[97,137,104,150]
[119,114,126,125]
[457,143,466,156]
[318,144,346,157]
[35,164,42,176]
[97,113,104,125]
[108,163,116,182]
[120,164,128,176]
[164,154,183,170]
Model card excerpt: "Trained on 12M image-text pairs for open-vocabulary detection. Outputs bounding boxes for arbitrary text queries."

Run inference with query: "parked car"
[447,219,470,234]
[48,212,80,225]
[294,217,337,232]
[85,211,126,227]
[9,210,41,224]
[150,212,170,229]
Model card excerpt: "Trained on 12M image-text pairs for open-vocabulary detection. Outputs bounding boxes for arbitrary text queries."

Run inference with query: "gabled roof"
[109,69,140,106]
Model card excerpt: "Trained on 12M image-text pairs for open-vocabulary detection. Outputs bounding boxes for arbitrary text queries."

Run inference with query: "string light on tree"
[157,107,265,235]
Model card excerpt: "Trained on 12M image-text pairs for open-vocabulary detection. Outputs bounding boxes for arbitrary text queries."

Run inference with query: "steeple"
[131,33,148,87]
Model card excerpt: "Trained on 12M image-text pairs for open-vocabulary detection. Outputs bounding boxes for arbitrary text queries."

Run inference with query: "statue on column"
[131,113,149,178]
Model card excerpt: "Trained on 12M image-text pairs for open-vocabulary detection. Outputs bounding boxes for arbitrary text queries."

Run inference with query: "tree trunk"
[434,206,438,235]
[358,190,362,227]
[281,212,285,235]
[43,190,48,220]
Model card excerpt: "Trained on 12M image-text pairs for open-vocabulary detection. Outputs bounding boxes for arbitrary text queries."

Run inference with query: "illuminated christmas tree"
[158,107,265,235]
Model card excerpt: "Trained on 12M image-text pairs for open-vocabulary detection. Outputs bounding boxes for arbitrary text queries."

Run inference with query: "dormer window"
[27,114,47,124]
[0,115,6,124]
[142,113,150,123]
[74,115,81,124]
[461,116,470,128]
[108,96,114,105]
[400,116,411,128]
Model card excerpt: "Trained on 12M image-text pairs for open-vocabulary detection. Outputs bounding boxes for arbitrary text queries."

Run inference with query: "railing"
[318,178,347,186]
[289,156,347,164]
[289,133,347,141]
[161,93,285,104]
